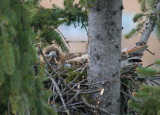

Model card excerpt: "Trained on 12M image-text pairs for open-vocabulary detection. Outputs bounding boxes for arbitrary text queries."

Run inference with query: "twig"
[81,96,115,115]
[46,71,70,115]
[70,78,87,90]
[121,82,135,92]
[67,90,80,104]
[73,89,101,95]
[38,46,53,69]
[128,77,139,87]
[145,63,155,68]
[57,102,84,110]
[56,28,70,46]
[61,66,87,94]
[50,63,66,75]
[8,101,11,115]
[150,80,160,86]
[120,90,141,103]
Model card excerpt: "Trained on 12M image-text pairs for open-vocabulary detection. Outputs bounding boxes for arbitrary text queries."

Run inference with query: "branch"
[81,96,115,115]
[120,90,141,103]
[46,71,70,115]
[56,28,70,47]
[137,2,160,45]
[38,46,53,69]
[67,90,80,104]
[73,89,101,95]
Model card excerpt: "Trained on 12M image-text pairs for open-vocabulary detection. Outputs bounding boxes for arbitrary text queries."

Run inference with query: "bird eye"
[46,52,50,55]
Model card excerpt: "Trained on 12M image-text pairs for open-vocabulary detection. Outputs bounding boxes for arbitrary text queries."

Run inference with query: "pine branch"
[137,2,160,45]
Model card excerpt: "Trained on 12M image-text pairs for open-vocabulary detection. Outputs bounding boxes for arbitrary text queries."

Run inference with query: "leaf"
[10,72,21,95]
[0,66,5,86]
[0,42,15,75]
[125,22,144,39]
[133,13,143,22]
[155,59,160,65]
[10,95,21,114]
[136,67,157,76]
[140,0,147,12]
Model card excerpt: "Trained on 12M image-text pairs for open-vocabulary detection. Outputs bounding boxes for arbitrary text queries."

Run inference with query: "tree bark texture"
[88,0,122,114]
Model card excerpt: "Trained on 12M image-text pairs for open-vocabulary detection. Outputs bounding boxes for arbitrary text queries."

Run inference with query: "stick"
[38,46,53,69]
[81,96,115,115]
[67,90,80,104]
[46,71,70,115]
[56,28,70,47]
[120,90,141,103]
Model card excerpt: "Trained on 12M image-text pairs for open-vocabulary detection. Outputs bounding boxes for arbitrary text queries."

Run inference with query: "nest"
[36,46,160,115]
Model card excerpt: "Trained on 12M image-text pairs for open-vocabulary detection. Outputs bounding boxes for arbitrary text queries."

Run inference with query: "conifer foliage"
[0,0,56,115]
[31,0,88,51]
[129,85,160,115]
[126,1,160,114]
[125,0,160,39]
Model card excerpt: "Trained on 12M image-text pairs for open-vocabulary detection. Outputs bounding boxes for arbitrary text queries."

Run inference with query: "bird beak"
[54,57,58,64]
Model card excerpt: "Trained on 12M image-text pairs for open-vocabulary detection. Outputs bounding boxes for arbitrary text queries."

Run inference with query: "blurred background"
[40,0,160,68]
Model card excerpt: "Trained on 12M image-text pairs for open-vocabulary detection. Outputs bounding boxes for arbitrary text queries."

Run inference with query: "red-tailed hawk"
[39,45,88,66]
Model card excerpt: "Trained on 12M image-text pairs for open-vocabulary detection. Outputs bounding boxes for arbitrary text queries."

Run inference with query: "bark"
[137,17,155,45]
[137,2,160,46]
[88,0,122,114]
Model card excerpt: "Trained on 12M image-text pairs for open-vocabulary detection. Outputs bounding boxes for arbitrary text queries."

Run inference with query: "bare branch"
[81,96,115,115]
[46,71,70,115]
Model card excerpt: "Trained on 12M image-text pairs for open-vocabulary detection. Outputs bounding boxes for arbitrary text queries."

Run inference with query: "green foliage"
[63,1,88,27]
[155,17,160,40]
[0,0,56,114]
[57,66,87,83]
[31,1,88,52]
[125,0,160,39]
[140,0,147,12]
[0,42,15,75]
[133,13,144,22]
[31,6,68,52]
[136,67,157,77]
[155,59,160,65]
[41,28,68,51]
[131,58,160,114]
[137,0,142,3]
[65,0,98,8]
[126,1,160,113]
[125,22,144,39]
[84,0,98,8]
[129,85,160,115]
[138,0,157,11]
[66,71,81,83]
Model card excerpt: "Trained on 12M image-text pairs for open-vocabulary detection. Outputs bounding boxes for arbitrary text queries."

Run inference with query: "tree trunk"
[88,0,122,114]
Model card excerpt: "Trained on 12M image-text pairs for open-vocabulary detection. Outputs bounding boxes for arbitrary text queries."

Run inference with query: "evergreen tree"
[129,85,160,115]
[31,2,87,52]
[125,0,160,40]
[87,0,122,114]
[126,1,160,114]
[0,0,56,114]
[128,60,160,115]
